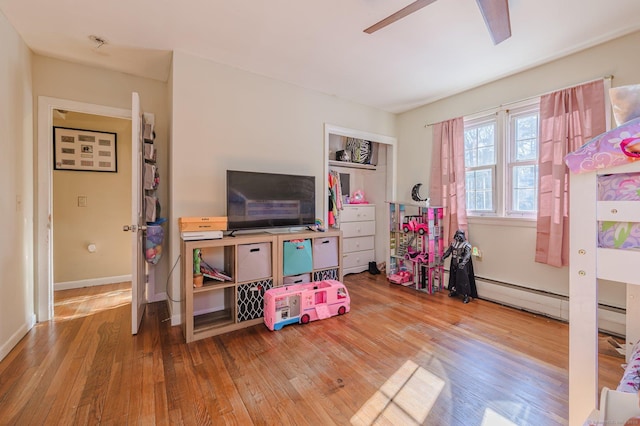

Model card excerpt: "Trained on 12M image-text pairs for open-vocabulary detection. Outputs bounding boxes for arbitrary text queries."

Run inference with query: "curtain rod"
[423,75,614,128]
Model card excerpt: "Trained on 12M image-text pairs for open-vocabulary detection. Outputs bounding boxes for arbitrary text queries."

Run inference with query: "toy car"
[401,216,429,235]
[388,270,413,285]
[404,246,428,263]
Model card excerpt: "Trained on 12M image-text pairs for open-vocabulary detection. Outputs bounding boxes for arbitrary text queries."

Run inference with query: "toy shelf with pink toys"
[387,201,445,294]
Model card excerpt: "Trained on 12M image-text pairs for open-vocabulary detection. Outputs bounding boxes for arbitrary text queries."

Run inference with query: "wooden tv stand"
[181,229,343,342]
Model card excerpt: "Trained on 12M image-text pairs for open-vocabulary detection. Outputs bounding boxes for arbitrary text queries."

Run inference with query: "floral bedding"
[565,117,640,174]
[598,173,640,249]
[618,340,640,393]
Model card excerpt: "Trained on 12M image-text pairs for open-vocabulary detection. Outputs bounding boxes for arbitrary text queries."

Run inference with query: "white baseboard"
[54,275,132,291]
[166,299,181,327]
[472,276,626,336]
[147,291,167,303]
[0,314,35,362]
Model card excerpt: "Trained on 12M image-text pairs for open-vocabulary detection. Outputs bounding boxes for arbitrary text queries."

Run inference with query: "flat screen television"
[226,170,316,231]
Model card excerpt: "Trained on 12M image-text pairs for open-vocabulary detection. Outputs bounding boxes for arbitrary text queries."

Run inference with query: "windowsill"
[467,215,537,228]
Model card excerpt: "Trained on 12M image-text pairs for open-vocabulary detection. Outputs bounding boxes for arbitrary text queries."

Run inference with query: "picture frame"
[53,126,117,172]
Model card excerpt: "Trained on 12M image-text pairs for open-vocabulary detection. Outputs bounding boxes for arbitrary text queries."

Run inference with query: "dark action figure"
[442,230,478,303]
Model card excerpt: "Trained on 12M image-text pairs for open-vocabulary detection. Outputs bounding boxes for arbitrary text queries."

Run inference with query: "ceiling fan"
[364,0,511,45]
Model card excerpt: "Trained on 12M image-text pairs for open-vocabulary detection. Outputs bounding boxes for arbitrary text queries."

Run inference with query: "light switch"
[78,196,87,207]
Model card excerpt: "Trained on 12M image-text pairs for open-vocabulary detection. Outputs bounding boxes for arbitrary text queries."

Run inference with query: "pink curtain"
[429,117,468,241]
[535,80,605,267]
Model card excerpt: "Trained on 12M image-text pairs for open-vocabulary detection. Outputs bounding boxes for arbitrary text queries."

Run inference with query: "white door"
[128,92,146,334]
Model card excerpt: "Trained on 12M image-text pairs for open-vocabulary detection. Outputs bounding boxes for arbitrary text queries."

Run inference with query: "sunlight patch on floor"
[351,359,444,425]
[54,287,131,321]
[481,407,518,426]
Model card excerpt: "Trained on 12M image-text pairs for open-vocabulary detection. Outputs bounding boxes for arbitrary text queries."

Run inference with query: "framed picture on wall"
[53,126,117,172]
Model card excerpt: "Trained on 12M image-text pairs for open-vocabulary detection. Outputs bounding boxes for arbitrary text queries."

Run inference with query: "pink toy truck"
[402,216,429,235]
[263,280,350,331]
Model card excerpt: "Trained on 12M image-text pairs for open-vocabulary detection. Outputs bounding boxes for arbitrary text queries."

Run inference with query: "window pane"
[464,130,477,167]
[476,168,492,190]
[465,123,495,168]
[514,114,538,161]
[465,168,493,211]
[515,114,538,140]
[512,165,538,211]
[477,124,495,148]
[477,146,495,166]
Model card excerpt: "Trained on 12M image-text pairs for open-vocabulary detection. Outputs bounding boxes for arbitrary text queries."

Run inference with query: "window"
[464,100,540,218]
[464,119,496,213]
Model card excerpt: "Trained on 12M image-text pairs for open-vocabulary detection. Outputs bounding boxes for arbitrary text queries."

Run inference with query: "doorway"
[37,97,132,322]
[51,111,132,320]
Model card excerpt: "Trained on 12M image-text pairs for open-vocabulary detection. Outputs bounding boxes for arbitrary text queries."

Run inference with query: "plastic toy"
[442,229,478,303]
[402,216,429,235]
[405,246,428,263]
[350,189,367,204]
[263,280,350,331]
[388,270,413,285]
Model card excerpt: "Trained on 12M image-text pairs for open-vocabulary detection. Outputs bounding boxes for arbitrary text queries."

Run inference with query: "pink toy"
[263,280,350,331]
[405,246,428,263]
[402,216,429,235]
[388,270,413,285]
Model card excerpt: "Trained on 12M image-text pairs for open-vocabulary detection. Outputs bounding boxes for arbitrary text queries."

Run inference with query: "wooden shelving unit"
[181,229,343,343]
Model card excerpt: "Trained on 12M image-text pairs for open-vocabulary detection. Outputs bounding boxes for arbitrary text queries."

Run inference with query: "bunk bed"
[566,116,640,425]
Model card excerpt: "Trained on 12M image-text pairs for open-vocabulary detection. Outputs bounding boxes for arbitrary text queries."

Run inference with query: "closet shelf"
[329,160,376,170]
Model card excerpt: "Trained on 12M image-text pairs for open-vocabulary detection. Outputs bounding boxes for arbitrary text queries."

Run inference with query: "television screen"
[226,170,316,231]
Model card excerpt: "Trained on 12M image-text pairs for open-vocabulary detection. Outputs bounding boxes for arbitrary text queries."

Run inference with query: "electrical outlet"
[78,196,87,207]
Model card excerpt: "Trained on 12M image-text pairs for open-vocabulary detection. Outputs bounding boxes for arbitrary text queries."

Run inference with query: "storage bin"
[313,236,339,269]
[283,239,313,276]
[237,279,273,322]
[283,273,311,285]
[237,242,272,282]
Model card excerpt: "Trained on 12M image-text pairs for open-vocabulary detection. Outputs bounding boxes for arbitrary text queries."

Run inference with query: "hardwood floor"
[0,274,625,425]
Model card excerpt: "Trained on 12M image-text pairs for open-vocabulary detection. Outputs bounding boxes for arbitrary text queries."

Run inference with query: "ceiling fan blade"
[364,0,438,34]
[476,0,511,44]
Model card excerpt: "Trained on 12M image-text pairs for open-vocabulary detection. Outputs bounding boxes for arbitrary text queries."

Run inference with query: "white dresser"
[339,204,376,275]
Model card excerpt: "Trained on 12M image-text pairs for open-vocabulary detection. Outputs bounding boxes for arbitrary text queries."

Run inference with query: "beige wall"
[0,11,34,361]
[32,56,170,301]
[397,30,640,305]
[52,112,131,284]
[169,50,397,321]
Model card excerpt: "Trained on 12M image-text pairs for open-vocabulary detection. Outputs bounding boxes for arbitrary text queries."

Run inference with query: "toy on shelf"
[405,246,428,264]
[349,189,367,204]
[402,215,429,235]
[263,280,350,331]
[388,270,413,285]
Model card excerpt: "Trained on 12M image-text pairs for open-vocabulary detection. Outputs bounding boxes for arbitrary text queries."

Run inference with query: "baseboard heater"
[452,274,626,337]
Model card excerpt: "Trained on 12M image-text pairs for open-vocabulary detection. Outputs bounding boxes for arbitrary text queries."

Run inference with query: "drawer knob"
[611,208,618,214]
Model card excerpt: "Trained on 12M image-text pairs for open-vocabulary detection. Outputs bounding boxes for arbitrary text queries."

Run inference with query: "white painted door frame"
[36,96,131,321]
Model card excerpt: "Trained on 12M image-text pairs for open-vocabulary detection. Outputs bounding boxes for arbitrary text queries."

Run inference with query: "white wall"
[32,56,170,302]
[0,11,34,361]
[169,50,396,322]
[397,30,640,306]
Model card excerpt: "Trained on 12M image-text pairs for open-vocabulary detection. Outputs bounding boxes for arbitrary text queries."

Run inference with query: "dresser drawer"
[341,205,375,222]
[343,250,375,270]
[340,221,376,238]
[343,235,374,254]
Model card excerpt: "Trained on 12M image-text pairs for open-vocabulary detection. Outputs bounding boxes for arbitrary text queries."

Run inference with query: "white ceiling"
[2,0,640,113]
